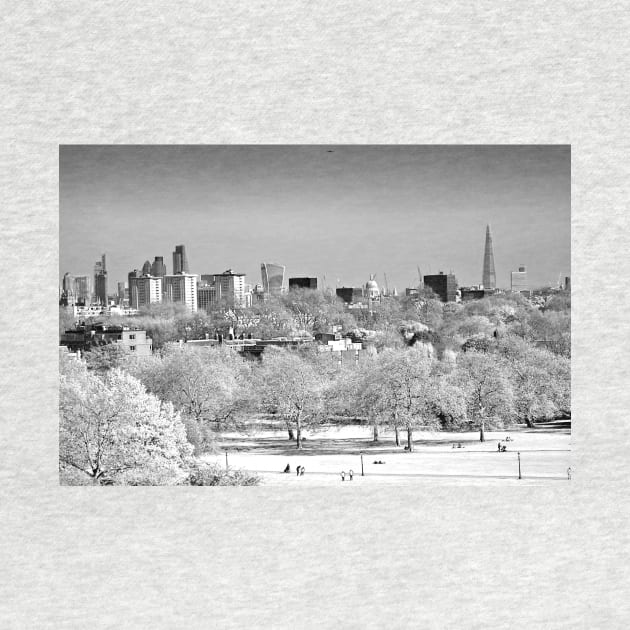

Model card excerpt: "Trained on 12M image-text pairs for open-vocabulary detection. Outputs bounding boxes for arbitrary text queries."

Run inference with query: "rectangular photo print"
[59,145,571,486]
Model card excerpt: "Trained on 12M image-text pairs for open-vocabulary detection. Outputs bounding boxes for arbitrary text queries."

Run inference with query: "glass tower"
[482,224,496,289]
[261,262,285,295]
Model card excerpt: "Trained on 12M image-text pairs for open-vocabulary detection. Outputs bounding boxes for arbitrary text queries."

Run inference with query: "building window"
[130,345,136,351]
[129,334,135,340]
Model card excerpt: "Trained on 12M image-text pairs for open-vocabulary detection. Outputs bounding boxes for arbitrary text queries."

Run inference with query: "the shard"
[482,224,496,289]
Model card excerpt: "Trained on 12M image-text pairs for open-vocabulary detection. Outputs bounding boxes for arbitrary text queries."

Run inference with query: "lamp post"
[225,450,229,471]
[360,452,364,477]
[517,451,522,480]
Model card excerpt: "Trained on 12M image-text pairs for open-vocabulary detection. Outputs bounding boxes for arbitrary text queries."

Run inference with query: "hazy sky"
[60,145,570,291]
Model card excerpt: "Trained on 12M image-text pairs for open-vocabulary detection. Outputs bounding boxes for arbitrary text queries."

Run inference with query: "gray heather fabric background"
[1,2,629,628]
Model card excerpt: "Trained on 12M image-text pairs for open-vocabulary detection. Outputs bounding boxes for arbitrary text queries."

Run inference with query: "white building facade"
[164,273,198,312]
[129,275,163,309]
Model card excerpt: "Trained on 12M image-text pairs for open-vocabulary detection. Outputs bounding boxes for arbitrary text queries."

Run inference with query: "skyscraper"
[151,256,166,277]
[117,282,127,305]
[172,245,189,275]
[142,260,152,275]
[163,273,198,312]
[510,265,528,293]
[482,224,496,289]
[94,253,108,305]
[73,275,92,304]
[129,275,163,309]
[261,262,285,295]
[200,270,246,307]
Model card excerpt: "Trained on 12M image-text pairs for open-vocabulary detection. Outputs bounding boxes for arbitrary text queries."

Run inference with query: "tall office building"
[261,262,285,295]
[128,270,141,305]
[197,285,217,312]
[94,253,108,305]
[117,282,126,304]
[141,260,152,275]
[172,245,189,275]
[151,256,166,277]
[200,270,246,307]
[129,275,163,309]
[424,272,458,302]
[163,273,198,312]
[60,272,75,306]
[482,224,496,289]
[510,265,528,293]
[62,272,75,294]
[73,275,92,304]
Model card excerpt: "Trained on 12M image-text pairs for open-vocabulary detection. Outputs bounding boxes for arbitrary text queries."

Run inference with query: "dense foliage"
[60,290,570,483]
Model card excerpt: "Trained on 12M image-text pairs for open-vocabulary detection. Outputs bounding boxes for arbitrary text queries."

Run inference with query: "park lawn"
[203,424,571,486]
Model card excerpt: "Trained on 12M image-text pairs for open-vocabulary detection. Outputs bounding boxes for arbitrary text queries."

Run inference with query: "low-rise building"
[60,323,152,355]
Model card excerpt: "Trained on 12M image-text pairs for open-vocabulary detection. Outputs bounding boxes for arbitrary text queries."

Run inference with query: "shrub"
[187,463,261,486]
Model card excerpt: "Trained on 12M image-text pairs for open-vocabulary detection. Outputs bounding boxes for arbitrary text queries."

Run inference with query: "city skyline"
[60,145,570,291]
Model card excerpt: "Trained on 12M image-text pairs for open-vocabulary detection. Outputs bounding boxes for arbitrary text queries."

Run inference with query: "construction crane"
[383,272,389,296]
[417,265,423,288]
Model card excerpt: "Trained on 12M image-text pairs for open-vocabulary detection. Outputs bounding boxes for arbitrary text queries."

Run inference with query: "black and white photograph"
[59,145,570,486]
[4,3,628,627]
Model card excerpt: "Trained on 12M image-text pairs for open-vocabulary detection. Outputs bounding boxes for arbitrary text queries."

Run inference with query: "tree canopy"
[59,357,193,485]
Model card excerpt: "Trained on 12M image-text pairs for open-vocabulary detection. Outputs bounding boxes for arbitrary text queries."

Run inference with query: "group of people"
[497,436,513,452]
[283,463,305,476]
[340,470,354,481]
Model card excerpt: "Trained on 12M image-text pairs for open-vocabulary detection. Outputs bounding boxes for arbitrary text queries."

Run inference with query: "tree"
[280,289,353,334]
[246,297,295,338]
[351,356,387,442]
[528,310,571,358]
[497,335,571,426]
[84,343,129,372]
[255,347,325,448]
[365,348,440,452]
[59,358,192,485]
[129,344,250,451]
[455,350,514,441]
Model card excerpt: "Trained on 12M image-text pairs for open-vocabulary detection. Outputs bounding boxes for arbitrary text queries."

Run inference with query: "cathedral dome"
[365,275,380,298]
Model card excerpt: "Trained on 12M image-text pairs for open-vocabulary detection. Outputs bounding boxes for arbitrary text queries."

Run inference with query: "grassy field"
[204,421,571,486]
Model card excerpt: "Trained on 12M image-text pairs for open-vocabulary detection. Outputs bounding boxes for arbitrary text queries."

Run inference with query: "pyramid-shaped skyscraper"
[482,224,496,289]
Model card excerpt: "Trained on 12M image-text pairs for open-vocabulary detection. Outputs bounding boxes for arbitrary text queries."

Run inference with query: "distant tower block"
[172,244,189,274]
[261,262,285,295]
[482,224,496,289]
[511,265,528,292]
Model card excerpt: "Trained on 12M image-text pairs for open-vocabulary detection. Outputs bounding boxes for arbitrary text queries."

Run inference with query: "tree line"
[61,288,570,357]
